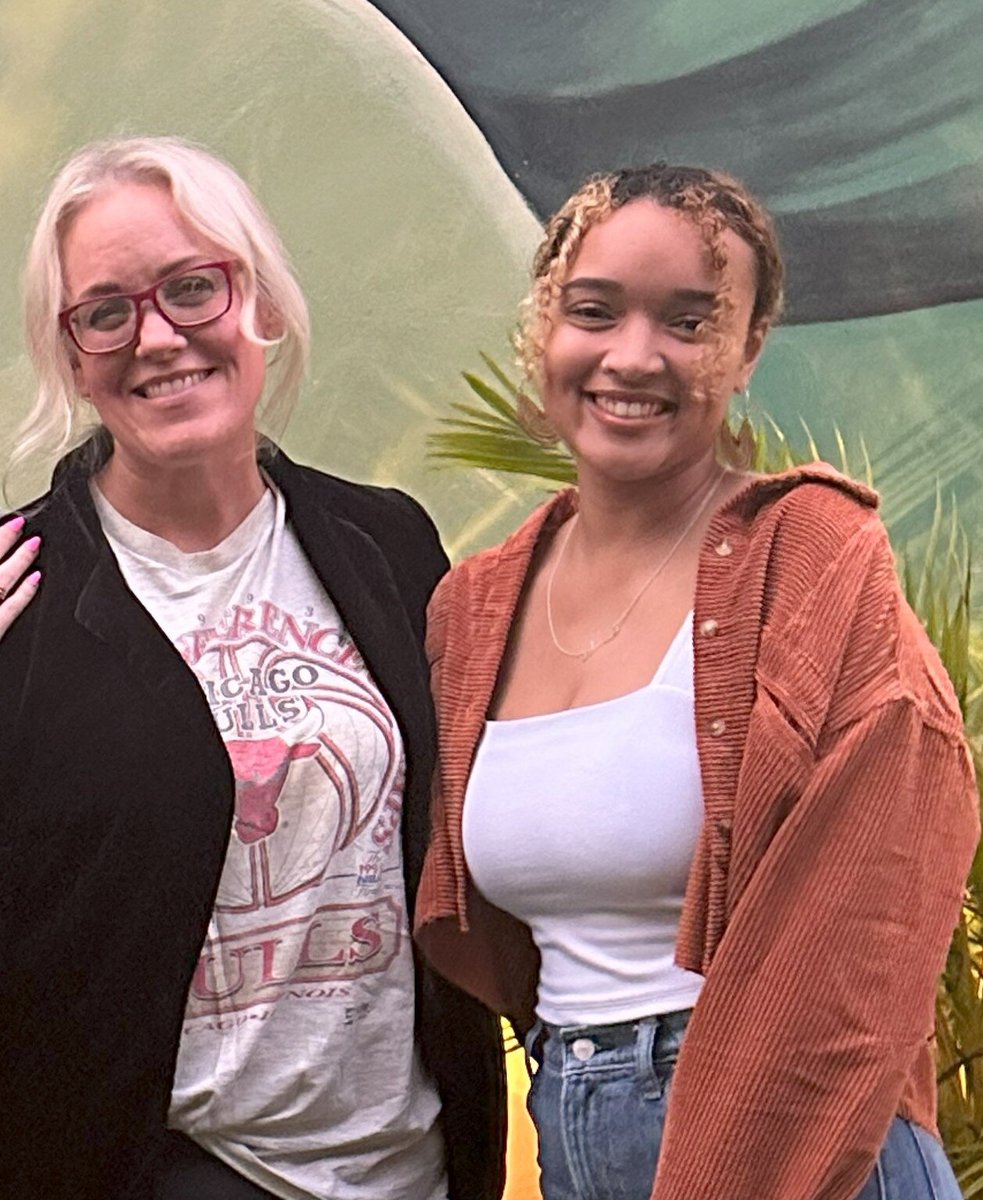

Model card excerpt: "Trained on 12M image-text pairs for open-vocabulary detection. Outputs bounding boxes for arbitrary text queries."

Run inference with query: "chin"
[126,426,247,473]
[574,446,675,486]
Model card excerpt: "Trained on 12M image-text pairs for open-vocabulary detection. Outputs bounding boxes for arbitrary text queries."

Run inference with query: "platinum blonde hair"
[8,135,310,488]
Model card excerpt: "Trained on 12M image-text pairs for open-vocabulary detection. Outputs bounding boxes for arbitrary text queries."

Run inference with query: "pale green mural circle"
[0,0,543,553]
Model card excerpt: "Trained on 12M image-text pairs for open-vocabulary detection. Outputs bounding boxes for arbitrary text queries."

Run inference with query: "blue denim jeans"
[525,1011,961,1200]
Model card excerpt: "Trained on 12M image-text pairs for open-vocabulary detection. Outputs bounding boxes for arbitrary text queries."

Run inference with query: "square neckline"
[486,610,694,727]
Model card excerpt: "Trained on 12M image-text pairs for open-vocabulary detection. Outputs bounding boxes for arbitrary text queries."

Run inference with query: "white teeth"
[142,370,210,399]
[591,393,672,419]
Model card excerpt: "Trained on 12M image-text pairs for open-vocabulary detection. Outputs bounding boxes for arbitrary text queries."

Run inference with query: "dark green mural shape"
[372,0,983,322]
[372,0,983,548]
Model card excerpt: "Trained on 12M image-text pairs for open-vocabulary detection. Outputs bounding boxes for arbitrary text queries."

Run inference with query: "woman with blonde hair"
[416,163,978,1200]
[0,136,503,1200]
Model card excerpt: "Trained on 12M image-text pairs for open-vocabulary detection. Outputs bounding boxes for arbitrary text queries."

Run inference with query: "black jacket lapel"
[267,456,440,908]
[55,468,219,740]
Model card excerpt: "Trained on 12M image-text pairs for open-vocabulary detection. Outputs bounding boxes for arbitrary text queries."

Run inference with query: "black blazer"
[0,443,505,1199]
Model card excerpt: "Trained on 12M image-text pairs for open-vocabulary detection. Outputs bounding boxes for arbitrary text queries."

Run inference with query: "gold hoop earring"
[516,391,560,447]
[718,386,756,470]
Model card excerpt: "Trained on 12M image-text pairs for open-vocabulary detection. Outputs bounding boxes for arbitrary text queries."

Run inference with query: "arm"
[653,527,978,1200]
[418,564,542,1026]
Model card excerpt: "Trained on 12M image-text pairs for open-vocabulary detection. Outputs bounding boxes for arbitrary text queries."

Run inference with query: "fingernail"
[25,536,41,551]
[28,571,41,587]
[6,515,25,532]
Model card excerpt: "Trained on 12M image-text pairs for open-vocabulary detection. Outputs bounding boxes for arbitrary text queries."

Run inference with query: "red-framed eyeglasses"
[58,261,236,354]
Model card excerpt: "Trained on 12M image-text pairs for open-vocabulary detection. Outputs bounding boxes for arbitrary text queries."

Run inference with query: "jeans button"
[571,1038,595,1061]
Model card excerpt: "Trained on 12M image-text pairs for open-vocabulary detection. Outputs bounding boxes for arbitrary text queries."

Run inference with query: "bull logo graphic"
[225,704,323,844]
[184,611,407,1012]
[211,658,400,914]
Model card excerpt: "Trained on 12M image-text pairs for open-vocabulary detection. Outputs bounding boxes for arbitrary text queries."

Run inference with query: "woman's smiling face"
[60,181,268,477]
[541,198,765,489]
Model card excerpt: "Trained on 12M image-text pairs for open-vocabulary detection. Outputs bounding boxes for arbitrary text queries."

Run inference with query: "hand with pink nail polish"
[0,515,41,640]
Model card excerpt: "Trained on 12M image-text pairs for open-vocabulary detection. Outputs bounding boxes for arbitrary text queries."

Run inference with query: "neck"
[95,446,267,552]
[572,456,728,555]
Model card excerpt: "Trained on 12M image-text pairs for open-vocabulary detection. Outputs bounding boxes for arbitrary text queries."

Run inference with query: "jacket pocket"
[726,681,816,908]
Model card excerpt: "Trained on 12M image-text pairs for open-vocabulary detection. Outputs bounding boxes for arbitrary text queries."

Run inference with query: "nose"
[600,314,665,382]
[133,299,187,357]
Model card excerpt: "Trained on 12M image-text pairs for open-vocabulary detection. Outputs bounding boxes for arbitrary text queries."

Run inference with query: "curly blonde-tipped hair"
[6,135,310,492]
[516,163,784,464]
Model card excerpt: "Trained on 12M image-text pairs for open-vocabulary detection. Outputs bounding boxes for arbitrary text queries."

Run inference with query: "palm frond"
[427,359,576,485]
[898,493,982,1197]
[479,351,522,398]
[461,372,521,423]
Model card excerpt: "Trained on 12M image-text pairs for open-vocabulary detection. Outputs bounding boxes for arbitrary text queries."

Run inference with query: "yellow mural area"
[504,1030,542,1200]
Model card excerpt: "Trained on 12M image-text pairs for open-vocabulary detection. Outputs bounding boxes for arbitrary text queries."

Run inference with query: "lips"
[588,391,677,419]
[134,369,214,399]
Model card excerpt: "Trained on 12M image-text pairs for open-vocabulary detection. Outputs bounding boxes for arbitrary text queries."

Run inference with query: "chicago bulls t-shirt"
[93,480,447,1200]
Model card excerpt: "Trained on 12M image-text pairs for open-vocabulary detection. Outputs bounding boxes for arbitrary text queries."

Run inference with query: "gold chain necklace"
[545,471,726,661]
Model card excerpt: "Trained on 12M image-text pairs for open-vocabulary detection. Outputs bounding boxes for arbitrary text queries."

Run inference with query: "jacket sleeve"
[417,563,542,1026]
[379,489,450,623]
[652,530,979,1200]
[425,568,452,683]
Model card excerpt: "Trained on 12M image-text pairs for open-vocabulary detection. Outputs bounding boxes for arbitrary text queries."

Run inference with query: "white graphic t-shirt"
[94,482,446,1200]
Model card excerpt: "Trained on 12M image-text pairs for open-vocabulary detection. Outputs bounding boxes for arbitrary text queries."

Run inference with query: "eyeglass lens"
[69,265,230,352]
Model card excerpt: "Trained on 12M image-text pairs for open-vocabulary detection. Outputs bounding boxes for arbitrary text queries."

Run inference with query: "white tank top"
[463,613,704,1026]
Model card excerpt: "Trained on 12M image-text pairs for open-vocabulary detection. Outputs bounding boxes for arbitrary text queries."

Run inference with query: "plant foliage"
[428,353,575,484]
[909,500,983,1196]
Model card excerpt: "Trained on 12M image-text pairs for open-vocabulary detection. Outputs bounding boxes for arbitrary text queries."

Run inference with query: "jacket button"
[709,718,727,737]
[714,539,733,557]
[699,618,719,637]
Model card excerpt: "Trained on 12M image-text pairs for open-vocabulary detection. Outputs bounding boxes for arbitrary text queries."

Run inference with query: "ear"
[69,354,89,399]
[256,296,284,342]
[737,321,768,391]
[60,321,89,397]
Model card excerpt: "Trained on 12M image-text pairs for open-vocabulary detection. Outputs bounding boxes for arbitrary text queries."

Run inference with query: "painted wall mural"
[1,2,979,1195]
[3,0,980,555]
[0,0,542,554]
[372,0,983,549]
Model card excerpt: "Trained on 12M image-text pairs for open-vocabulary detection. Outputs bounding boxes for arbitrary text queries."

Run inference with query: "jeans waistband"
[537,1008,692,1051]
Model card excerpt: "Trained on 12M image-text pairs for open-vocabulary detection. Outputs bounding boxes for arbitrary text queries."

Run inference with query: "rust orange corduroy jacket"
[415,464,980,1200]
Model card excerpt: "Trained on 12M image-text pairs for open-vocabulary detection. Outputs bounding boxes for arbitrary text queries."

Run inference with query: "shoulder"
[426,489,573,670]
[267,449,448,584]
[270,452,435,537]
[9,438,117,553]
[9,475,74,534]
[737,466,891,614]
[428,488,575,626]
[728,463,891,614]
[7,470,106,602]
[736,467,962,735]
[737,462,882,552]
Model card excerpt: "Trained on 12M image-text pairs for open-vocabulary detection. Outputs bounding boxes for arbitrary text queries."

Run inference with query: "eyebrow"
[561,277,621,294]
[671,288,717,304]
[75,256,205,301]
[562,278,716,304]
